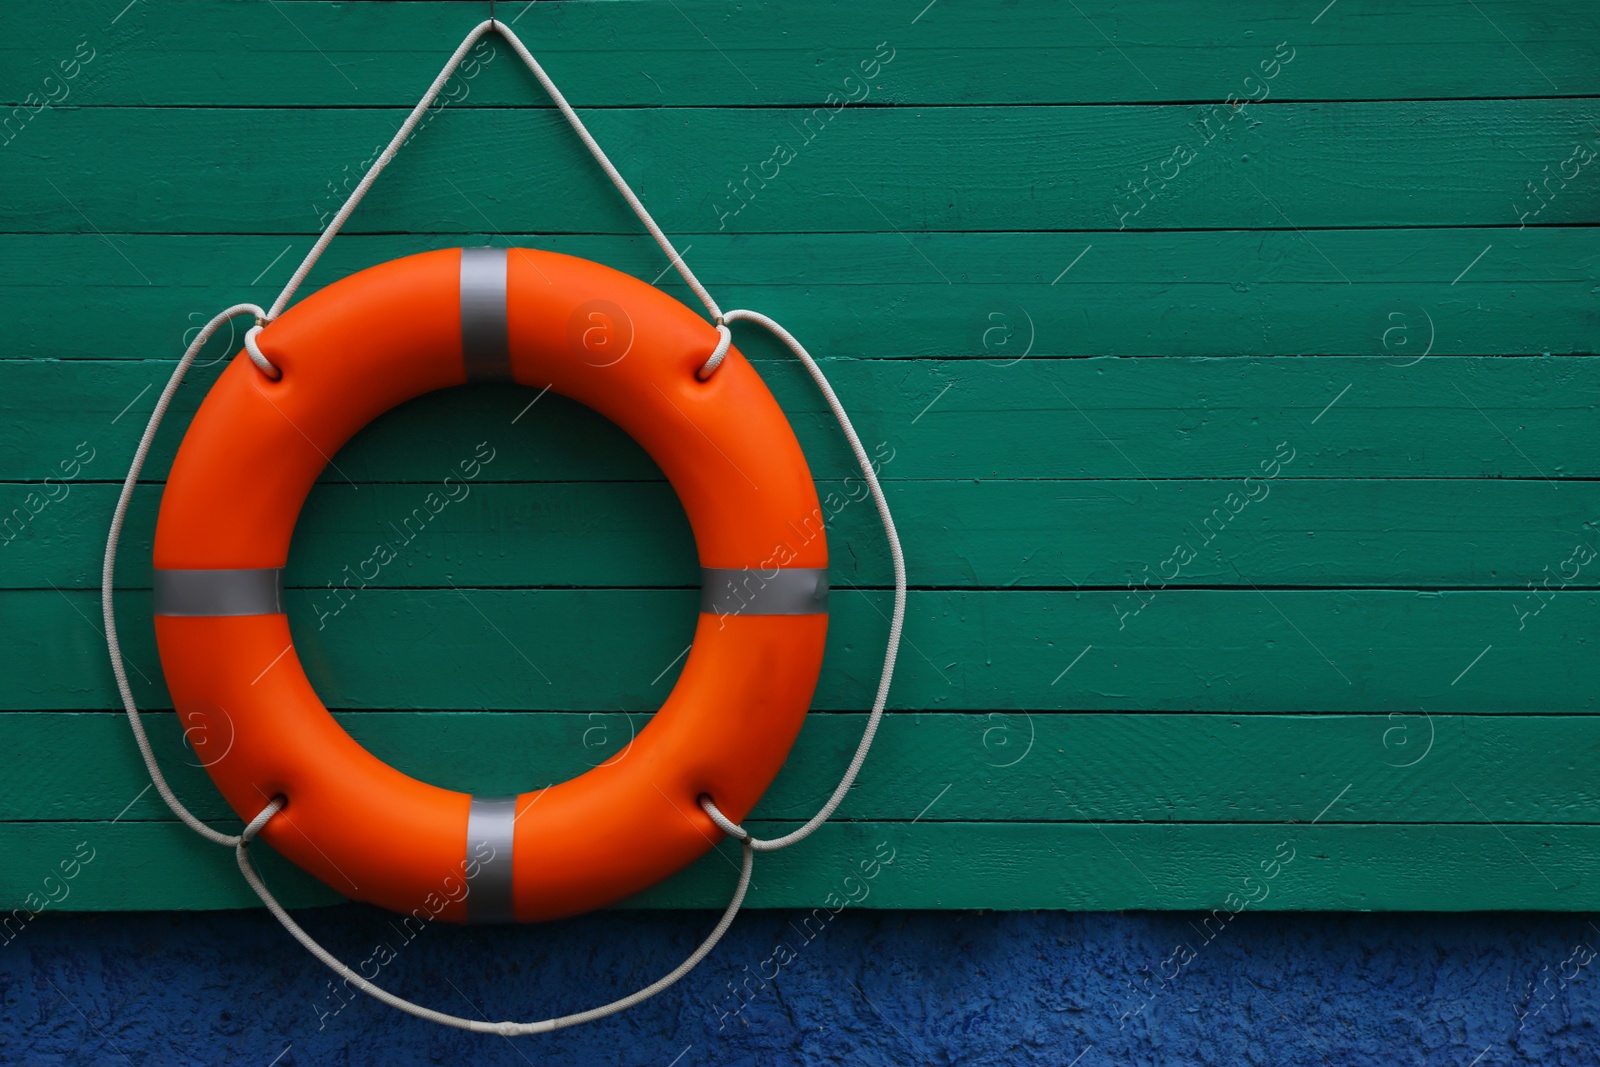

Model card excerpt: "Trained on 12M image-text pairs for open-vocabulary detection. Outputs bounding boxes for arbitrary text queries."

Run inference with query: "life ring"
[152,247,829,923]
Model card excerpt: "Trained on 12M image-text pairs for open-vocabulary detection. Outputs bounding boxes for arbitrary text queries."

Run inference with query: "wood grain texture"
[0,0,1595,912]
[7,588,1594,714]
[2,356,1594,484]
[6,101,1599,234]
[6,1,1596,106]
[7,821,1597,913]
[6,712,1597,826]
[8,479,1600,592]
[0,230,1594,359]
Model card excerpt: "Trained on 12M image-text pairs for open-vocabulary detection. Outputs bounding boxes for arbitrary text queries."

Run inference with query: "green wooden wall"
[2,1,1597,913]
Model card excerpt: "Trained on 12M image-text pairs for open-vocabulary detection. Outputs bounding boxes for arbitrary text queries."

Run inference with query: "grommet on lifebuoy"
[152,247,829,923]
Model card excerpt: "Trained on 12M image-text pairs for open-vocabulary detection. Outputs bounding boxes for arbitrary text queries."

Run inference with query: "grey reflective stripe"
[700,567,829,616]
[153,568,284,617]
[460,247,511,382]
[466,794,518,924]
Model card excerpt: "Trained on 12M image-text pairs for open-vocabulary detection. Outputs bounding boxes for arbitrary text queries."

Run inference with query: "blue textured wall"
[5,908,1599,1065]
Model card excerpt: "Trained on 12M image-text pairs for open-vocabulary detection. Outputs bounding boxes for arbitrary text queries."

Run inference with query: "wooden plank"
[6,820,1599,912]
[2,1,1596,924]
[8,588,1595,713]
[1,229,1594,360]
[3,356,1594,483]
[7,712,1598,827]
[11,478,1600,592]
[6,101,1597,234]
[6,1,1595,107]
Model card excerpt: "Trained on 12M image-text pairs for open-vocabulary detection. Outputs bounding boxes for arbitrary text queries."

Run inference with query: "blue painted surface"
[4,908,1598,1065]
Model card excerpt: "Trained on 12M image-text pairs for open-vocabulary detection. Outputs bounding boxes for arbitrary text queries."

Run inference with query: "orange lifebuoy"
[153,247,829,923]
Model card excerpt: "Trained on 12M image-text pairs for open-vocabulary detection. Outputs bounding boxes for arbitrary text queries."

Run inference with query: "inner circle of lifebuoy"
[151,248,829,923]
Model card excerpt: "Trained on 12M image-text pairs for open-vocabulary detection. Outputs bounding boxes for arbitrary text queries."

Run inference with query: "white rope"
[236,796,756,1036]
[696,310,906,850]
[268,22,496,322]
[102,15,905,1035]
[102,302,266,849]
[249,16,725,379]
[490,23,725,324]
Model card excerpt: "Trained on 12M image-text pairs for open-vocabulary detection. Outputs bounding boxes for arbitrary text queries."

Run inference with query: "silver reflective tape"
[466,794,517,924]
[153,568,284,617]
[700,567,829,616]
[460,247,511,382]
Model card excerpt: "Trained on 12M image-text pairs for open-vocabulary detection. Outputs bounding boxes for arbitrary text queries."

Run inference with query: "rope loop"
[103,300,266,852]
[241,796,285,844]
[232,831,756,1035]
[244,324,281,380]
[698,324,733,380]
[692,307,906,855]
[698,795,750,840]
